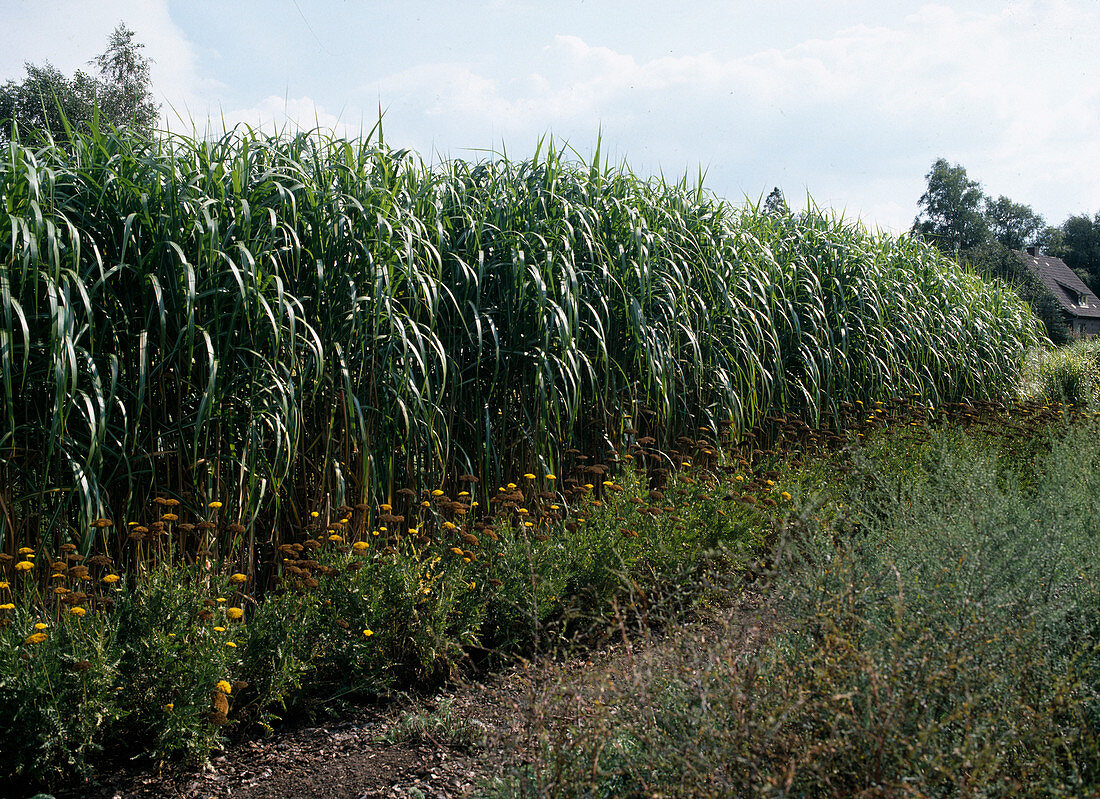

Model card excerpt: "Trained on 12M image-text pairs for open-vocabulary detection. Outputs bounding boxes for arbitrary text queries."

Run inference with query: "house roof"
[1015,250,1100,319]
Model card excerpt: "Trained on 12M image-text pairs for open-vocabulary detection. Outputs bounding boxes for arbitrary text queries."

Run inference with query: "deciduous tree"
[912,158,989,255]
[0,23,157,143]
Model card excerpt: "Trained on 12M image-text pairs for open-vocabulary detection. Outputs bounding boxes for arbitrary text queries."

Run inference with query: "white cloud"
[362,1,1100,230]
[5,1,1098,230]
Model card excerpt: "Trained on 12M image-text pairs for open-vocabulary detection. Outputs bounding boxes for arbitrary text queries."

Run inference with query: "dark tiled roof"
[1016,250,1100,319]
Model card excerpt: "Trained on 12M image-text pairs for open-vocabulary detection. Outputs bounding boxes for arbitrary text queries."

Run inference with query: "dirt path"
[58,589,773,799]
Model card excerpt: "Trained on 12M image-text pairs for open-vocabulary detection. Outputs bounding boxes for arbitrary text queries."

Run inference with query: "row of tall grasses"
[1,125,1044,557]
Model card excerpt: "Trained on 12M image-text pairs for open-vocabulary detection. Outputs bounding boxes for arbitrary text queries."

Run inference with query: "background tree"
[1050,212,1100,295]
[0,22,157,143]
[912,158,988,255]
[763,186,788,216]
[983,195,1045,250]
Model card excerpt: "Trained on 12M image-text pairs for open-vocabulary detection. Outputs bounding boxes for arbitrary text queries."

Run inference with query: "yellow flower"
[69,607,87,617]
[161,513,178,522]
[524,473,536,480]
[468,581,476,590]
[0,581,8,589]
[546,474,556,480]
[215,680,232,694]
[380,503,392,512]
[24,633,47,645]
[227,607,244,620]
[524,521,534,528]
[328,534,343,542]
[14,561,33,572]
[583,484,594,490]
[735,475,744,482]
[102,574,120,584]
[470,502,478,508]
[208,501,223,509]
[0,603,14,610]
[781,491,792,501]
[457,491,470,497]
[517,508,528,515]
[506,483,517,490]
[229,573,248,584]
[602,480,613,487]
[164,703,174,711]
[310,511,319,518]
[34,622,47,630]
[407,527,418,535]
[420,500,430,508]
[225,641,237,648]
[766,479,775,487]
[362,629,374,637]
[431,489,445,497]
[450,547,464,556]
[352,541,369,551]
[216,596,227,603]
[17,547,34,555]
[213,626,226,632]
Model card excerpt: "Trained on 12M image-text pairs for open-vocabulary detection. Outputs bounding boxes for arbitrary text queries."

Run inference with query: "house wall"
[1072,317,1100,337]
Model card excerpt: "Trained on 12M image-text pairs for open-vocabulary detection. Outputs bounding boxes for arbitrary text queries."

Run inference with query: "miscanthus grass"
[0,126,1043,557]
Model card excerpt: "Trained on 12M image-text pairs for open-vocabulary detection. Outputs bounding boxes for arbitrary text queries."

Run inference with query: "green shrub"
[1023,339,1100,407]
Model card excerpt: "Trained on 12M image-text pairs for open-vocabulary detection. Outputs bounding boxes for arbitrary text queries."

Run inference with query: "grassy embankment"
[0,126,1044,788]
[489,397,1100,798]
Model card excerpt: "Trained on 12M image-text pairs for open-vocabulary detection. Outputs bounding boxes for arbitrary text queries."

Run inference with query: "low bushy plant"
[496,413,1100,798]
[1023,340,1100,407]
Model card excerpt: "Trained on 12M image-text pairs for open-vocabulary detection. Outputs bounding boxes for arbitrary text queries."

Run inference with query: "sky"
[1,0,1098,233]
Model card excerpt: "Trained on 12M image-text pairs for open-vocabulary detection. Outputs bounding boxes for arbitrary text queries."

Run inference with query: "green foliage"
[984,194,1045,250]
[0,127,1043,559]
[1050,212,1100,296]
[384,698,488,751]
[499,413,1100,798]
[0,442,774,790]
[912,158,989,254]
[964,241,1069,344]
[0,23,158,143]
[1021,339,1100,407]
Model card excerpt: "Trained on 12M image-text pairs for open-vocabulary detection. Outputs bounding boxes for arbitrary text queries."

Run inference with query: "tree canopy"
[983,195,1045,251]
[912,159,989,254]
[0,22,158,143]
